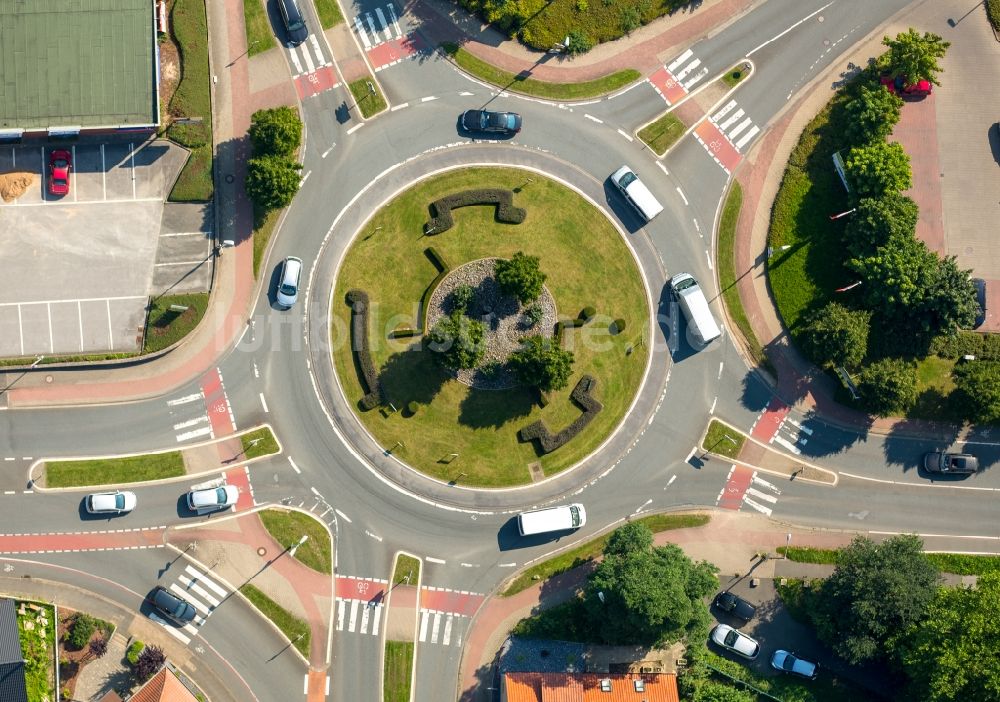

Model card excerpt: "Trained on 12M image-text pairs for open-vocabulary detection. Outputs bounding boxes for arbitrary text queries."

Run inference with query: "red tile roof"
[129,668,198,702]
[503,672,680,702]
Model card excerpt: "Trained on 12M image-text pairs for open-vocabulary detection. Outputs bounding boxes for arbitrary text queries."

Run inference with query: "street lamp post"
[785,533,791,559]
[289,534,309,558]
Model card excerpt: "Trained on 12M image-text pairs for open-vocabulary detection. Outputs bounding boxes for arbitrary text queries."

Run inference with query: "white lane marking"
[735,125,761,150]
[334,509,351,522]
[418,611,430,642]
[375,7,392,42]
[675,186,688,205]
[743,497,773,516]
[159,623,191,644]
[718,362,724,379]
[359,603,372,633]
[346,123,365,135]
[348,599,360,632]
[656,161,669,176]
[633,498,653,514]
[186,565,227,597]
[179,575,222,607]
[442,615,453,646]
[310,487,320,496]
[459,91,474,96]
[173,416,209,430]
[839,472,1000,492]
[746,1,835,57]
[299,170,311,187]
[321,145,335,158]
[784,417,814,435]
[303,674,309,695]
[430,612,441,643]
[421,95,437,102]
[584,114,603,123]
[259,393,269,413]
[288,457,301,474]
[498,562,517,567]
[667,49,693,72]
[709,396,718,414]
[616,128,634,142]
[336,599,346,630]
[390,102,409,111]
[771,434,802,455]
[288,46,304,74]
[176,427,212,442]
[664,475,677,489]
[371,602,382,633]
[705,249,713,271]
[366,530,383,542]
[354,16,372,50]
[745,487,778,504]
[169,582,211,614]
[425,557,446,564]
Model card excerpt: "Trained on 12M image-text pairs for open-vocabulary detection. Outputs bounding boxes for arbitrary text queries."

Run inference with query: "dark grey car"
[923,451,978,475]
[149,586,197,625]
[460,109,522,135]
[714,591,757,622]
[278,0,308,46]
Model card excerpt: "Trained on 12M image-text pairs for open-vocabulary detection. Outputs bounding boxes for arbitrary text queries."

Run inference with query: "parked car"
[973,278,987,329]
[48,149,72,196]
[277,0,308,46]
[923,451,978,475]
[148,586,197,625]
[771,650,819,680]
[460,109,522,135]
[186,485,239,512]
[275,256,303,309]
[85,491,137,515]
[880,73,932,97]
[713,591,757,621]
[710,624,760,659]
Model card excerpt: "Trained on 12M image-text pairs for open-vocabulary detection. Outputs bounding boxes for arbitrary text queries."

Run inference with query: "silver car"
[85,491,137,514]
[276,256,303,309]
[186,485,239,512]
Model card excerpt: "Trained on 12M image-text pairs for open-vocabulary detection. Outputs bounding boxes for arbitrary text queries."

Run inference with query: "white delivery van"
[670,272,722,346]
[517,504,587,536]
[610,165,664,222]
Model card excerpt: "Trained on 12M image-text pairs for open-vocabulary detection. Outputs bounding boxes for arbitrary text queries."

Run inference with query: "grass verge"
[252,205,281,278]
[383,641,414,702]
[393,554,420,585]
[45,452,185,488]
[501,513,709,597]
[776,545,838,564]
[722,65,749,87]
[240,584,310,657]
[637,113,685,156]
[18,601,54,702]
[144,293,209,354]
[240,426,281,459]
[313,0,344,28]
[259,510,332,574]
[717,182,766,367]
[349,78,388,119]
[924,552,1000,575]
[0,353,137,367]
[242,0,275,56]
[441,43,640,101]
[167,0,214,202]
[701,419,746,459]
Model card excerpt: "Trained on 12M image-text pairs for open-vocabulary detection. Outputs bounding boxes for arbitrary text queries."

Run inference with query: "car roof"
[282,257,302,279]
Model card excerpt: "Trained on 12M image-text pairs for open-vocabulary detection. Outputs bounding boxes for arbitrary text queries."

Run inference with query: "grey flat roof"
[0,0,156,130]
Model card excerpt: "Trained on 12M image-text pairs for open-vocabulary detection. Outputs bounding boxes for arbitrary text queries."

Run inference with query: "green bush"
[428,311,486,370]
[245,155,302,212]
[988,0,1000,31]
[67,613,96,650]
[931,332,1000,361]
[496,252,546,304]
[519,375,602,453]
[859,357,918,417]
[580,306,596,321]
[611,318,625,334]
[450,285,476,312]
[524,304,544,326]
[406,401,419,415]
[952,360,1000,423]
[127,640,144,665]
[248,106,303,157]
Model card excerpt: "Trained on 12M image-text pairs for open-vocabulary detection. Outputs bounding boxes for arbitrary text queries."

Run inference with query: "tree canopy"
[495,252,546,304]
[582,522,718,646]
[844,141,912,198]
[859,357,918,417]
[882,28,951,86]
[428,310,486,370]
[509,335,574,392]
[844,83,903,145]
[952,361,1000,424]
[799,302,870,369]
[813,534,938,664]
[248,106,303,157]
[245,155,302,212]
[898,572,1000,702]
[843,193,919,259]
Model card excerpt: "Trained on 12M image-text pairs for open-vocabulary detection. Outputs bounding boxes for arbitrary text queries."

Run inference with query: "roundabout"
[328,166,653,487]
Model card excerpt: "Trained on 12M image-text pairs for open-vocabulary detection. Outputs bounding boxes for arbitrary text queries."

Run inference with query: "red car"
[880,73,932,98]
[48,149,72,196]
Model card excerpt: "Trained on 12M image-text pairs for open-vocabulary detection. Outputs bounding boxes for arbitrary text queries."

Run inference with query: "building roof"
[0,601,27,702]
[0,0,156,130]
[129,668,199,702]
[503,672,680,702]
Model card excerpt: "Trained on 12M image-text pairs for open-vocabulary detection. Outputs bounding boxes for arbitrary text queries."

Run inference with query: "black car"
[923,451,978,475]
[973,278,987,329]
[713,591,757,621]
[148,586,197,625]
[278,0,309,46]
[461,109,522,135]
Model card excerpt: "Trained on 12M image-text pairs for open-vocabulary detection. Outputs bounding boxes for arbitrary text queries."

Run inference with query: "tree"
[67,613,96,649]
[813,534,938,664]
[245,155,302,211]
[843,193,919,258]
[844,83,903,144]
[898,572,1000,702]
[953,361,1000,423]
[494,252,546,304]
[859,357,918,417]
[694,682,756,702]
[844,141,912,198]
[508,335,574,392]
[134,645,166,683]
[882,28,950,86]
[248,106,302,157]
[428,310,485,370]
[565,29,593,55]
[926,256,978,333]
[799,302,870,369]
[582,523,718,646]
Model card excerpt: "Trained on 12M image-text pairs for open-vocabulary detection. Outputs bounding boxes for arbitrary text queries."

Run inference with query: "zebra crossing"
[709,99,761,152]
[167,392,212,443]
[769,415,813,456]
[351,2,423,72]
[717,466,782,516]
[649,49,710,105]
[152,564,228,645]
[417,608,466,648]
[335,596,384,636]
[691,98,761,174]
[287,33,338,99]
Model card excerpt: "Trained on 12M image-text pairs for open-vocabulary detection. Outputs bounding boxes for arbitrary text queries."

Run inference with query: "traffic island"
[382,553,421,702]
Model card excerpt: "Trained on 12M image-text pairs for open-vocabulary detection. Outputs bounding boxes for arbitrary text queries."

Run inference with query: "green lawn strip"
[313,0,343,28]
[722,65,749,87]
[717,183,767,367]
[259,510,332,574]
[636,113,685,156]
[252,205,281,278]
[331,168,649,486]
[0,353,137,367]
[501,513,709,597]
[240,426,281,460]
[45,452,185,488]
[441,43,640,101]
[18,601,55,702]
[240,584,310,657]
[166,0,214,202]
[701,419,746,459]
[349,78,388,119]
[383,640,414,702]
[908,355,962,422]
[924,552,1000,575]
[392,554,421,586]
[143,293,209,354]
[241,0,275,56]
[776,546,838,564]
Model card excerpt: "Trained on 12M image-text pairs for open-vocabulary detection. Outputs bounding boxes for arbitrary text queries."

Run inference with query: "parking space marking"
[100,144,107,199]
[71,145,77,202]
[106,300,113,349]
[130,143,136,200]
[16,306,23,356]
[46,303,53,353]
[77,301,83,351]
[6,197,161,209]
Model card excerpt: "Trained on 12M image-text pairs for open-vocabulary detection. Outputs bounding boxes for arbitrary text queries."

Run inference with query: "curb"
[380,550,423,702]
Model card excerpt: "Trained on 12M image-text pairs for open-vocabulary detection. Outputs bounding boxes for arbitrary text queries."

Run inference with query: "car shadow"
[601,181,645,234]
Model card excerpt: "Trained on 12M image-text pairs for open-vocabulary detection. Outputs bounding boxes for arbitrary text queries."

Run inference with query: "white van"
[670,272,722,346]
[610,165,664,222]
[517,504,587,536]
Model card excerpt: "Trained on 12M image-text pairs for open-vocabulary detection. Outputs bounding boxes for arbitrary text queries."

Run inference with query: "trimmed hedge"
[611,318,626,334]
[346,290,383,411]
[425,247,450,273]
[518,375,603,454]
[424,189,526,234]
[419,249,454,334]
[988,0,1000,31]
[389,328,420,339]
[930,331,1000,361]
[580,306,596,321]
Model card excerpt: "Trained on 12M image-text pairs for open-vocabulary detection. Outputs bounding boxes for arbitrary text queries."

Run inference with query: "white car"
[771,650,818,679]
[186,485,239,512]
[711,624,760,660]
[275,256,303,309]
[85,491,137,514]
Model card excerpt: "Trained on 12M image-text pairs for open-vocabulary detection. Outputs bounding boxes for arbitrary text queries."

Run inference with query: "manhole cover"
[818,15,824,22]
[257,547,267,557]
[225,174,235,184]
[45,376,52,383]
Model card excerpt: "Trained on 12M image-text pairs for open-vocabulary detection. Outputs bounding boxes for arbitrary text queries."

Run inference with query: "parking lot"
[0,140,191,357]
